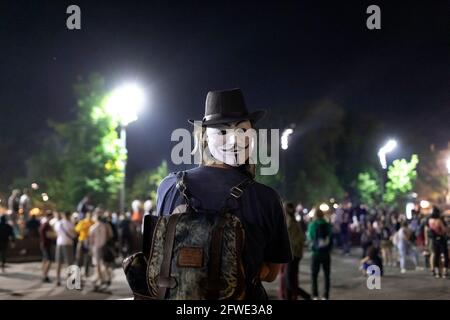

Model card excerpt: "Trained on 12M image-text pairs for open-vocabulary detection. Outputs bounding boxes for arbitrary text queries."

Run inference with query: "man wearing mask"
[145,88,292,300]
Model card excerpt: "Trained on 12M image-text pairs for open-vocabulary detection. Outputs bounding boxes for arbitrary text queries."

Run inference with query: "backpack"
[124,171,252,300]
[313,222,331,253]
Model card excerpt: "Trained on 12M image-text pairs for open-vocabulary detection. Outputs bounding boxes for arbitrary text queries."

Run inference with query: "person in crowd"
[89,211,113,290]
[151,89,292,300]
[394,221,419,274]
[131,200,142,218]
[77,195,92,220]
[7,189,21,236]
[331,207,341,250]
[0,215,15,272]
[118,212,133,258]
[307,208,333,300]
[75,212,94,277]
[54,211,76,286]
[378,220,394,267]
[360,245,383,276]
[427,206,448,278]
[339,202,352,255]
[360,221,378,258]
[39,210,56,282]
[25,213,40,238]
[143,198,153,217]
[280,202,307,300]
[103,212,117,285]
[104,211,118,246]
[424,216,436,275]
[19,188,32,222]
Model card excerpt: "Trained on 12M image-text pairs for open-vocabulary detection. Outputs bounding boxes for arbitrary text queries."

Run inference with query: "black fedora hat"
[188,88,266,126]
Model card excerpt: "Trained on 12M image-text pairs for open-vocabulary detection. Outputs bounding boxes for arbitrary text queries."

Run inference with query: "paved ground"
[0,249,449,300]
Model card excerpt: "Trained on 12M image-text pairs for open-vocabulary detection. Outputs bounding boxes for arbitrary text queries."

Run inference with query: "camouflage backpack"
[143,171,252,300]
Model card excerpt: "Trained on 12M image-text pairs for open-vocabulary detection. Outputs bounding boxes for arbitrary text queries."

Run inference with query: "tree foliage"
[129,160,169,203]
[355,168,381,207]
[26,74,123,211]
[383,154,419,206]
[293,145,345,208]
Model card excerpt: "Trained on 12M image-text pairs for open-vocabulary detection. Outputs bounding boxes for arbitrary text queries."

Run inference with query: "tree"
[26,74,123,211]
[129,160,169,203]
[415,146,448,204]
[293,145,345,208]
[383,154,419,207]
[355,168,381,207]
[256,168,283,194]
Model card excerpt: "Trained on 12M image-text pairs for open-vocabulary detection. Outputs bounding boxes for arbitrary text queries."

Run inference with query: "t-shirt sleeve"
[156,173,184,216]
[263,192,293,263]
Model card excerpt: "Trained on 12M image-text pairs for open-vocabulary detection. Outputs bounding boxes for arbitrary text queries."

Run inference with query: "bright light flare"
[319,203,330,212]
[378,139,397,169]
[281,128,294,150]
[406,202,415,219]
[105,83,145,126]
[446,157,450,174]
[41,193,49,202]
[420,200,430,209]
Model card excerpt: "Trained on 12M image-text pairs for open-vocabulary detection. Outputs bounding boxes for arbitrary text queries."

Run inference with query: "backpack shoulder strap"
[176,171,197,212]
[221,177,254,214]
[229,177,254,199]
[157,213,182,299]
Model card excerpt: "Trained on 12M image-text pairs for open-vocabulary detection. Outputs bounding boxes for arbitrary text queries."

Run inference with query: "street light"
[281,128,294,150]
[280,127,294,199]
[378,139,397,169]
[377,139,397,205]
[105,83,146,214]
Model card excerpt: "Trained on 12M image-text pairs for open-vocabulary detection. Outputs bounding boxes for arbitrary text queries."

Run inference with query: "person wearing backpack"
[132,88,292,300]
[307,208,333,300]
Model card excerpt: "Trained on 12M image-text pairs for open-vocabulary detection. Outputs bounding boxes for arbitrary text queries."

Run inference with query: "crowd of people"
[279,201,449,300]
[1,186,449,299]
[0,191,153,291]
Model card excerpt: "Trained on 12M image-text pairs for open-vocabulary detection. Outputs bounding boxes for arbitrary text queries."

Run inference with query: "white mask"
[206,127,254,167]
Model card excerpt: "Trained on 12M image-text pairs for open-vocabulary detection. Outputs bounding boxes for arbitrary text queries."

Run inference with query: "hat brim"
[188,110,266,127]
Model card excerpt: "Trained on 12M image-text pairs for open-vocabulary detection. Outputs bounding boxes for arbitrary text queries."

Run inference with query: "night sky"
[1,0,449,189]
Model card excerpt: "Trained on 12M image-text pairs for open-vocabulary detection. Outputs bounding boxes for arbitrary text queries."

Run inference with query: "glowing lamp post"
[378,139,397,170]
[377,139,397,204]
[281,128,294,150]
[280,128,294,199]
[105,83,145,214]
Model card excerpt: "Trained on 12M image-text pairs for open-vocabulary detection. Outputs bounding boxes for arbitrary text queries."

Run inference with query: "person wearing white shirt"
[53,211,76,286]
[89,213,113,289]
[19,189,31,221]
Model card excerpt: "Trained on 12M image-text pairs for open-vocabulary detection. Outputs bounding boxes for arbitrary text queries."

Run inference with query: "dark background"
[1,0,449,191]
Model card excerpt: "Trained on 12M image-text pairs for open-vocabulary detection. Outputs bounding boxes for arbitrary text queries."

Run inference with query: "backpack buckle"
[230,186,243,199]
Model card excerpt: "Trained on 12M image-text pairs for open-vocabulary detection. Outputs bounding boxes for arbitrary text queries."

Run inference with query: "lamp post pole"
[378,139,397,205]
[105,82,145,214]
[120,125,127,215]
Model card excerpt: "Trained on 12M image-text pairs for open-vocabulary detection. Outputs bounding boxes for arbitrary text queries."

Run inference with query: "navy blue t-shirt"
[156,165,292,283]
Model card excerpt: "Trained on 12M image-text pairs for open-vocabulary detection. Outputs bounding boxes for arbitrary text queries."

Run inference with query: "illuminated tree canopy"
[26,74,124,211]
[383,154,419,206]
